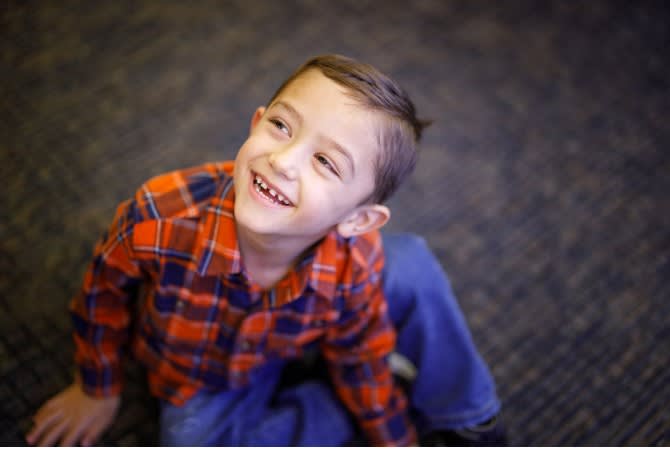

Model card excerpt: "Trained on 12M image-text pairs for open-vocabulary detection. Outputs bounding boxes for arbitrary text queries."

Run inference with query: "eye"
[314,154,339,176]
[269,118,290,136]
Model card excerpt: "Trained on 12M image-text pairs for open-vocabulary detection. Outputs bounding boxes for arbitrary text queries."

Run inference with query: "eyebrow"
[273,101,303,127]
[272,100,355,176]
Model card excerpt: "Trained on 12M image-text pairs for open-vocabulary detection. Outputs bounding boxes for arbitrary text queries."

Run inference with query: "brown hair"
[267,54,431,204]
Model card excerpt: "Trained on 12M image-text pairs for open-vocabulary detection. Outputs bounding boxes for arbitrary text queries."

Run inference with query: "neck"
[235,223,323,289]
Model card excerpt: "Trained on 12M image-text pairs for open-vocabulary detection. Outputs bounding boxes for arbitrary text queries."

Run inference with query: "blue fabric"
[160,369,354,446]
[159,232,500,445]
[382,233,500,433]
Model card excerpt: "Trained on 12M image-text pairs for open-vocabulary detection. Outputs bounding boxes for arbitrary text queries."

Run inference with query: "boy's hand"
[26,380,120,446]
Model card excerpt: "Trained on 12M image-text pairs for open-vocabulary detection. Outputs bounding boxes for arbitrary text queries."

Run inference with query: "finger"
[81,416,109,447]
[31,398,61,425]
[60,418,88,447]
[26,406,63,444]
[37,416,69,447]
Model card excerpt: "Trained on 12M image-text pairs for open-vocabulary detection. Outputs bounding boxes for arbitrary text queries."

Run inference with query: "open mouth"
[253,174,293,206]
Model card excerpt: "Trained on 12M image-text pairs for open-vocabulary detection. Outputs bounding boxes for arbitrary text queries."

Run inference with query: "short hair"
[267,54,431,204]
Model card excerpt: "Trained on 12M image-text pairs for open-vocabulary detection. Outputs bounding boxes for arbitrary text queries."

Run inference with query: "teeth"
[253,174,291,206]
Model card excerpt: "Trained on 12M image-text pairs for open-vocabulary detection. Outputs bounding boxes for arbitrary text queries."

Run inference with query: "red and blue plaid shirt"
[70,161,417,445]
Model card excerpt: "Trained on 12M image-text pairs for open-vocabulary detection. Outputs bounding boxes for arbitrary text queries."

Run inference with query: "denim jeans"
[160,233,500,446]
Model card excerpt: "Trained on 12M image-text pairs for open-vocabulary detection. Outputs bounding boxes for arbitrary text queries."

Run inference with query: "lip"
[250,171,295,207]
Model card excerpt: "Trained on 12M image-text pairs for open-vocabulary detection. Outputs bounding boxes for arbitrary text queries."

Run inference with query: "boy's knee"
[385,232,429,254]
[384,232,433,263]
[383,232,442,281]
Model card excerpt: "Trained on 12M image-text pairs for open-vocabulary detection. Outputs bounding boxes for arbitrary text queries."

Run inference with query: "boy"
[26,54,501,446]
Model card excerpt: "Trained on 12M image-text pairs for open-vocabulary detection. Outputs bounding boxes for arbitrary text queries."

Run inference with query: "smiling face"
[233,69,387,247]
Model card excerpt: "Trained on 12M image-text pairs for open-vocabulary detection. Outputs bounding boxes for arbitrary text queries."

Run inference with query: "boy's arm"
[69,197,145,397]
[27,197,144,445]
[321,234,418,446]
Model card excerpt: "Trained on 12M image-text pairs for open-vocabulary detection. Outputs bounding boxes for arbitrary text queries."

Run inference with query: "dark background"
[1,1,669,445]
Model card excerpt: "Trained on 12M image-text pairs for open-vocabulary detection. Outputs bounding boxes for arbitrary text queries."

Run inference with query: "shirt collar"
[272,230,339,306]
[194,174,243,277]
[194,168,338,305]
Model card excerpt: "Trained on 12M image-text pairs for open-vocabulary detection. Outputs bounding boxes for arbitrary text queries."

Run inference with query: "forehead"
[274,69,371,118]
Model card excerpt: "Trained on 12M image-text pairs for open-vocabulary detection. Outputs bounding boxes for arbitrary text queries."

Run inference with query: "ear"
[249,106,266,132]
[337,204,391,238]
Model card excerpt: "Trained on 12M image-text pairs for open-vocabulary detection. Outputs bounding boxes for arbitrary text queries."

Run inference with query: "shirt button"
[240,340,251,351]
[175,300,185,312]
[313,319,324,327]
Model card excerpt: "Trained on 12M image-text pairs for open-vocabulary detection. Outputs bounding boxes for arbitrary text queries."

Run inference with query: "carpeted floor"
[1,0,669,445]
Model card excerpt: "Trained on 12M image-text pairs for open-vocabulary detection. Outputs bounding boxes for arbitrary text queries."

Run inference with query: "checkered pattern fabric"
[70,161,416,445]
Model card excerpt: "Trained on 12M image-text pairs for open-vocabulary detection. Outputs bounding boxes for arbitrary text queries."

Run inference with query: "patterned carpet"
[1,0,669,445]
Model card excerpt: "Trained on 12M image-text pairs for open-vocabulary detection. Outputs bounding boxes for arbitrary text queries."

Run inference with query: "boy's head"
[233,54,429,243]
[268,55,430,205]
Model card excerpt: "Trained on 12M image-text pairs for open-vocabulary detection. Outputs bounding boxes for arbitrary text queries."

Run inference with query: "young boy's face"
[233,69,385,244]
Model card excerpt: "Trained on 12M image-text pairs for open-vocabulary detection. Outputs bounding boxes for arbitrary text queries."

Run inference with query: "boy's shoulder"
[134,161,233,221]
[328,229,385,283]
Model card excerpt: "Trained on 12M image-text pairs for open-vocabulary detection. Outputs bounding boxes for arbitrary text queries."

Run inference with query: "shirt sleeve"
[69,197,144,398]
[321,233,418,446]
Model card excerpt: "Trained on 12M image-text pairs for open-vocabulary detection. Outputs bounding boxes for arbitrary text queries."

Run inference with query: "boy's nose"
[268,145,300,180]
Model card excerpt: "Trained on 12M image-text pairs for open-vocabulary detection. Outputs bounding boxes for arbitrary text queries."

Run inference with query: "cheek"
[240,139,256,155]
[236,136,265,161]
[234,143,250,168]
[303,183,357,218]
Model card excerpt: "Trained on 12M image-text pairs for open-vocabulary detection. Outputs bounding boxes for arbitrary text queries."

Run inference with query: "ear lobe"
[250,106,266,132]
[337,204,391,238]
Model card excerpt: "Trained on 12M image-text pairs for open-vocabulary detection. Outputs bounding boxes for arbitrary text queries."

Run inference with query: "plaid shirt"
[70,161,417,445]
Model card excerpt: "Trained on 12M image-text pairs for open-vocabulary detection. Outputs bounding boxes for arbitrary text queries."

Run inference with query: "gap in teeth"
[254,175,290,205]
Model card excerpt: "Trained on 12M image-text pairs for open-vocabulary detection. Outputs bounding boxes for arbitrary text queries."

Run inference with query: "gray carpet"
[1,0,669,445]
